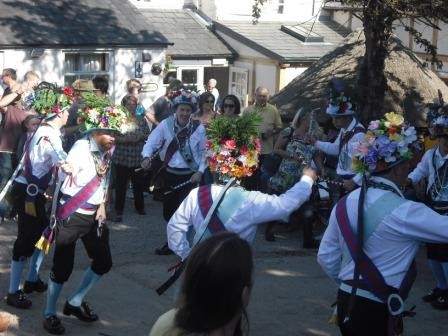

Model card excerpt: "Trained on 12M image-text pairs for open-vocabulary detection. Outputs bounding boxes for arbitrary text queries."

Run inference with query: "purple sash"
[56,175,100,220]
[198,185,226,234]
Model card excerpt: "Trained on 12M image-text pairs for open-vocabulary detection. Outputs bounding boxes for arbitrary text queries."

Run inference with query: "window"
[64,52,109,86]
[181,69,198,85]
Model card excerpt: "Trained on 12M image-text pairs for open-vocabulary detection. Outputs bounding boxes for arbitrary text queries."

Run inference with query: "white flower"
[401,126,417,144]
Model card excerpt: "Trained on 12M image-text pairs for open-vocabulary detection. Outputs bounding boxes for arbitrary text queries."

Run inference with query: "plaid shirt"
[113,116,150,168]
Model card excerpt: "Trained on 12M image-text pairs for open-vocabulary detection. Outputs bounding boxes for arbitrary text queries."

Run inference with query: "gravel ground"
[0,193,446,336]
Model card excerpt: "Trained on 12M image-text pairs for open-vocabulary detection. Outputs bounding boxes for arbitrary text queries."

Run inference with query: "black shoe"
[136,209,146,215]
[5,289,32,309]
[63,301,98,322]
[431,294,448,310]
[422,287,444,302]
[23,277,48,294]
[43,315,65,335]
[155,242,174,255]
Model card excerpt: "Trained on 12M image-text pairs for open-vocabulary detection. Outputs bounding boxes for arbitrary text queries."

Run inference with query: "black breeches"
[50,212,112,283]
[337,290,388,336]
[114,163,145,213]
[162,170,195,222]
[12,182,48,261]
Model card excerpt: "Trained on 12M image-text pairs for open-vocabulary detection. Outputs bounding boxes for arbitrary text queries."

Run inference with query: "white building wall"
[1,47,166,108]
[128,0,185,9]
[283,67,307,86]
[200,0,323,22]
[255,62,277,94]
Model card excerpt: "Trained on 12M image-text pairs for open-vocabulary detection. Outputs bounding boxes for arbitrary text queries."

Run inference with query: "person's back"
[150,232,253,336]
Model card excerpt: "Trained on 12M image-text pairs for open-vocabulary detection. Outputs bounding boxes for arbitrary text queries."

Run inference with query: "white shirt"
[318,176,448,290]
[168,175,314,260]
[59,137,110,213]
[141,116,207,173]
[15,124,66,185]
[408,147,448,202]
[315,118,365,183]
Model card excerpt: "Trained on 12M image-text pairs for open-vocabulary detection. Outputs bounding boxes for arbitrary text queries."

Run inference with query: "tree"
[252,0,448,123]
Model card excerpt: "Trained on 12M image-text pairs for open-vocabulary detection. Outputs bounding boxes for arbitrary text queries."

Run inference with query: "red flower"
[205,140,213,150]
[63,86,74,97]
[240,146,248,155]
[224,139,236,150]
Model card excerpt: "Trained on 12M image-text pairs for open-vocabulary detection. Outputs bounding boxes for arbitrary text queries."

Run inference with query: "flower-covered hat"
[171,89,198,109]
[26,82,74,119]
[426,91,448,137]
[206,111,262,180]
[326,78,356,116]
[352,112,419,174]
[77,92,129,133]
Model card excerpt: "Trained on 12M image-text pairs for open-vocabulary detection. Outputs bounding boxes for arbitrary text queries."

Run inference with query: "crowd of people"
[0,67,447,336]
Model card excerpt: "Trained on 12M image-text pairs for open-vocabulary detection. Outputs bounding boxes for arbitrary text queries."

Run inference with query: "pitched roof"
[270,30,448,127]
[213,19,351,62]
[139,9,234,59]
[0,0,169,48]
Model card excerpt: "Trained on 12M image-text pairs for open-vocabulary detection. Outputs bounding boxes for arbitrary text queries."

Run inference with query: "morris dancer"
[141,89,206,255]
[408,104,448,310]
[5,84,73,309]
[307,79,365,200]
[166,111,316,261]
[42,93,128,335]
[318,112,448,336]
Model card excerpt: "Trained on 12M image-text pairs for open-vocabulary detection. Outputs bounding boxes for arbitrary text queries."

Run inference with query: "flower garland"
[28,84,74,117]
[77,92,129,133]
[169,88,198,107]
[352,112,418,173]
[206,111,262,179]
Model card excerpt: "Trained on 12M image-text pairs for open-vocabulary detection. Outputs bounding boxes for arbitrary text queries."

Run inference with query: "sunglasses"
[223,104,235,108]
[205,100,214,103]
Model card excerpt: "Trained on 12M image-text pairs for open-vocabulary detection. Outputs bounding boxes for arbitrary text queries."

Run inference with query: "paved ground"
[0,193,447,336]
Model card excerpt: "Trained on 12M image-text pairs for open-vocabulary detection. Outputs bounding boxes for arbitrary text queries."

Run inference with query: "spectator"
[63,79,94,151]
[206,78,220,111]
[146,79,183,128]
[92,76,109,98]
[242,87,282,191]
[1,68,18,98]
[112,94,151,222]
[0,70,39,195]
[149,232,253,336]
[193,92,215,126]
[220,94,241,119]
[264,108,324,247]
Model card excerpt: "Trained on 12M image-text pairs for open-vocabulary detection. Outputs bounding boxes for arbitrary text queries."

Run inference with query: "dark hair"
[92,76,109,94]
[221,95,241,115]
[3,68,17,80]
[176,232,253,335]
[198,92,215,115]
[166,79,183,95]
[121,94,138,114]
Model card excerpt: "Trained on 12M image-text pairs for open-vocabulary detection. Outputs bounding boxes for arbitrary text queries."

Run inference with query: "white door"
[228,66,249,107]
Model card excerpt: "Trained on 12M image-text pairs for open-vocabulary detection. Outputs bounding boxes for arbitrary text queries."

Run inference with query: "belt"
[338,174,355,180]
[340,282,383,303]
[166,167,194,175]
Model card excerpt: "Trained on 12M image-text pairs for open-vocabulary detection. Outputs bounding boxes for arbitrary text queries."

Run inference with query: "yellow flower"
[384,112,404,127]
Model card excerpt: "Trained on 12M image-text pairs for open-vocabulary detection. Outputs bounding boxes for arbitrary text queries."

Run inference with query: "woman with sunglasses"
[220,94,241,119]
[193,92,216,127]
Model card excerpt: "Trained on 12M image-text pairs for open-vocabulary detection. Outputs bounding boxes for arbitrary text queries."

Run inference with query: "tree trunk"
[358,2,392,124]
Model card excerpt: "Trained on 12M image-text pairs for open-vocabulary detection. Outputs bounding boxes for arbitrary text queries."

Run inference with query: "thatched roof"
[270,29,448,128]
